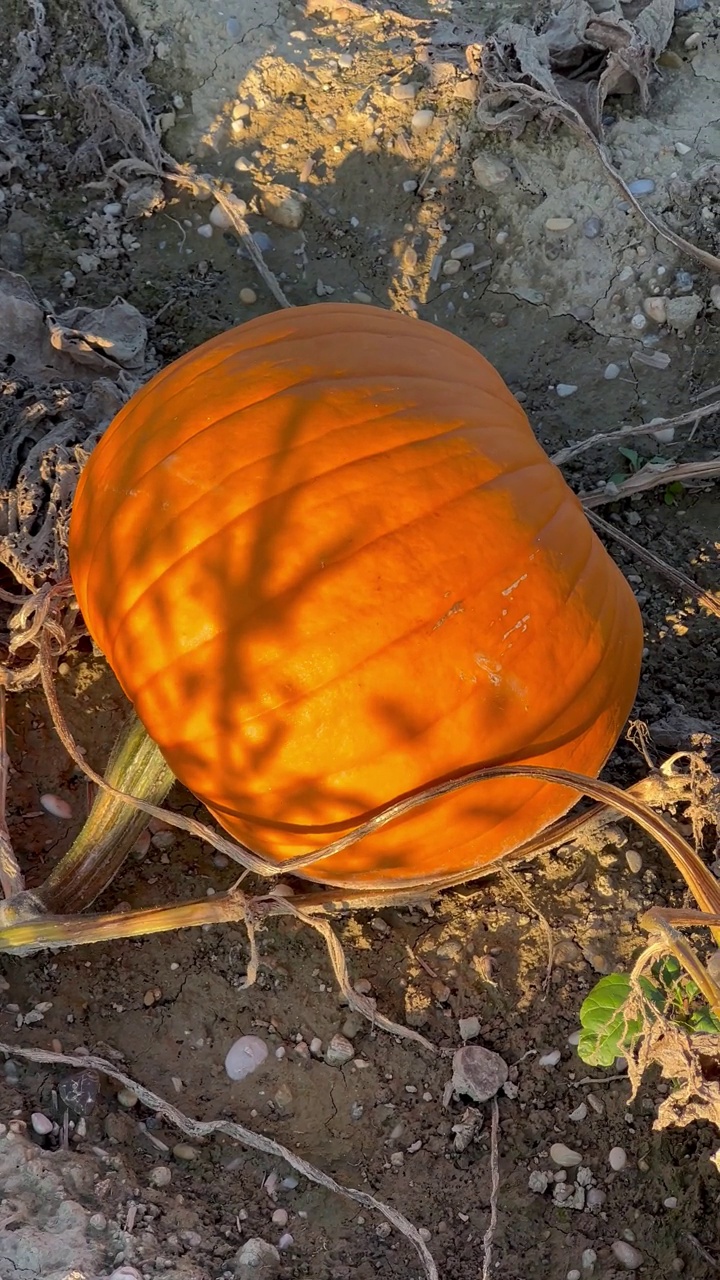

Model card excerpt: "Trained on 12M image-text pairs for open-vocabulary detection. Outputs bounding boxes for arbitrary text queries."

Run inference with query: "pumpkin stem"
[33,712,174,915]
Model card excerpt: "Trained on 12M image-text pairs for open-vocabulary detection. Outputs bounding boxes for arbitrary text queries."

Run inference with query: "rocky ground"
[0,0,719,1278]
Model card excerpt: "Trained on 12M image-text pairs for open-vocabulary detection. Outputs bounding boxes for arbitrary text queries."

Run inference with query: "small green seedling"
[577,957,720,1068]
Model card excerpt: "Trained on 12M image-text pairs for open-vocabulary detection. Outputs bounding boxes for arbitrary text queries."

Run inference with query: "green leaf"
[608,472,628,488]
[577,973,660,1067]
[689,1008,720,1034]
[618,447,640,469]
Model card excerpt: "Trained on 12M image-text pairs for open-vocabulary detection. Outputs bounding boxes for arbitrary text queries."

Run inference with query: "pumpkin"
[68,303,643,887]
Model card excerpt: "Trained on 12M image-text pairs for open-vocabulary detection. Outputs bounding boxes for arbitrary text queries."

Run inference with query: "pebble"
[528,1170,550,1192]
[30,1112,53,1135]
[556,384,578,398]
[234,156,252,172]
[664,1195,678,1208]
[545,216,574,233]
[197,223,213,239]
[630,313,647,331]
[583,216,602,238]
[609,1146,627,1171]
[611,1241,644,1270]
[240,287,257,305]
[234,1238,280,1273]
[625,849,642,873]
[627,178,655,196]
[582,1250,597,1270]
[539,1049,561,1067]
[450,242,475,260]
[569,1103,588,1122]
[226,16,241,38]
[391,82,418,101]
[411,109,435,132]
[604,363,620,380]
[172,1143,199,1161]
[550,1143,583,1168]
[643,296,666,324]
[109,1269,143,1280]
[309,1036,323,1057]
[458,1016,481,1041]
[710,284,720,310]
[40,794,72,819]
[665,293,701,332]
[325,1034,355,1067]
[260,185,306,230]
[117,1088,139,1109]
[471,154,513,191]
[675,141,691,155]
[451,1046,508,1102]
[209,203,233,229]
[337,52,353,68]
[586,1187,606,1209]
[675,269,694,292]
[225,1035,269,1081]
[442,258,461,276]
[278,1233,294,1250]
[568,1271,581,1280]
[149,1165,172,1187]
[633,350,671,370]
[271,1208,288,1227]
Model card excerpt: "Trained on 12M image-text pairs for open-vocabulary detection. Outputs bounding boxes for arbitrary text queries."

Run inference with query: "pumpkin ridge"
[102,454,556,676]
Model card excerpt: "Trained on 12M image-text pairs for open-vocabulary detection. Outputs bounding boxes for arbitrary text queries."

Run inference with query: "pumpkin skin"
[69,303,643,887]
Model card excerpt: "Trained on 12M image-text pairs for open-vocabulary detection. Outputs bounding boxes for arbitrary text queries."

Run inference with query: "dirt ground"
[1,0,719,1278]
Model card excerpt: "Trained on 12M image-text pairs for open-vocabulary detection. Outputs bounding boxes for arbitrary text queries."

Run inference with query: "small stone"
[325,1034,355,1067]
[450,1046,508,1103]
[569,1103,588,1122]
[604,363,621,380]
[664,1195,678,1208]
[40,794,73,819]
[209,203,233,229]
[442,259,461,275]
[234,156,252,172]
[172,1143,199,1161]
[587,1187,606,1209]
[583,216,603,239]
[240,287,257,305]
[611,1241,643,1270]
[626,849,642,874]
[450,242,474,260]
[627,178,655,196]
[233,102,251,120]
[197,223,213,239]
[309,1036,323,1057]
[458,1016,481,1041]
[582,1249,597,1270]
[550,1143,583,1168]
[117,1088,138,1109]
[675,270,694,293]
[710,284,720,310]
[353,290,373,303]
[528,1170,550,1193]
[277,1233,294,1250]
[30,1112,53,1135]
[472,154,513,191]
[58,1070,99,1116]
[568,1271,581,1280]
[149,1165,172,1187]
[233,1237,280,1278]
[225,1035,269,1081]
[665,293,702,333]
[633,350,671,371]
[411,109,435,132]
[630,313,647,331]
[391,82,418,101]
[271,1208,288,1227]
[643,296,666,324]
[609,1146,627,1170]
[259,185,306,230]
[337,52,353,68]
[539,1049,561,1067]
[586,1092,604,1115]
[675,141,691,155]
[556,384,578,398]
[545,216,574,233]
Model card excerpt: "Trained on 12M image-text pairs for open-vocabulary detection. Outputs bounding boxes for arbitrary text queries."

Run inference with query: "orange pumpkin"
[69,303,643,887]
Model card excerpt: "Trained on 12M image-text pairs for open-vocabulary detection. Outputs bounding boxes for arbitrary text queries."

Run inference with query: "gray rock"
[665,293,702,332]
[450,1045,508,1103]
[233,1237,281,1280]
[471,154,513,191]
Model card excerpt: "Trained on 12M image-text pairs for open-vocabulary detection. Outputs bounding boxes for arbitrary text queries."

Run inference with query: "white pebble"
[609,1146,627,1171]
[309,1037,323,1057]
[710,284,720,311]
[550,1143,582,1168]
[225,1035,269,1081]
[209,203,232,229]
[450,242,475,260]
[630,313,647,330]
[582,1249,597,1269]
[611,1240,643,1270]
[556,384,578,398]
[391,82,418,101]
[278,1233,294,1250]
[234,156,252,172]
[40,794,72,819]
[458,1016,481,1041]
[545,216,574,233]
[528,1170,550,1192]
[117,1088,139,1109]
[442,259,461,276]
[240,287,257,305]
[568,1271,581,1280]
[539,1049,561,1067]
[664,1195,677,1208]
[625,849,642,874]
[30,1112,53,1135]
[495,230,509,244]
[643,295,667,325]
[109,1269,143,1280]
[197,223,213,239]
[411,109,435,132]
[337,52,353,68]
[149,1166,172,1187]
[272,1208,288,1227]
[604,363,620,380]
[569,1103,588,1122]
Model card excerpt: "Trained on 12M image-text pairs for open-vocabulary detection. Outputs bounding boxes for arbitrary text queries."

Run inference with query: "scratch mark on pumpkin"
[502,614,531,642]
[432,600,464,631]
[501,573,528,597]
[473,654,501,686]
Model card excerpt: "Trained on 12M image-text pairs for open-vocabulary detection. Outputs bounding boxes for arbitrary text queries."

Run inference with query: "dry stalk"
[551,399,720,467]
[0,1040,439,1280]
[586,512,720,622]
[481,1097,501,1280]
[581,458,720,509]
